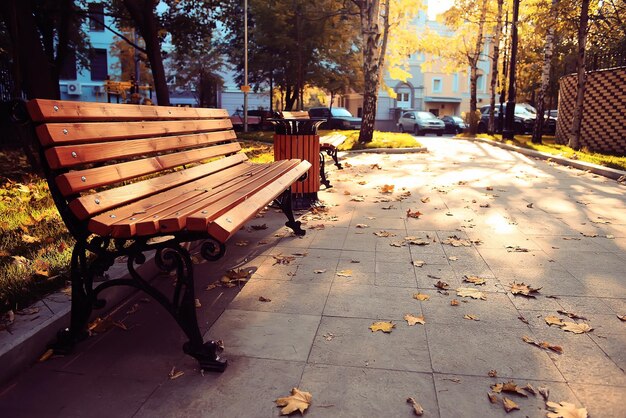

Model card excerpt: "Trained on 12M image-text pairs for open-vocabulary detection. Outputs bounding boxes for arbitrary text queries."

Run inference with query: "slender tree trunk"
[123,0,170,105]
[0,0,60,99]
[488,0,503,133]
[468,0,488,136]
[357,0,383,143]
[569,0,590,150]
[532,0,559,144]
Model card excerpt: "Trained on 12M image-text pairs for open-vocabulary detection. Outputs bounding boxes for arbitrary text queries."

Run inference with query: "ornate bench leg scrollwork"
[319,151,332,189]
[274,188,306,236]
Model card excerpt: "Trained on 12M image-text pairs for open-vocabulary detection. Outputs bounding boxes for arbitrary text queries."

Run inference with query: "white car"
[398,111,445,136]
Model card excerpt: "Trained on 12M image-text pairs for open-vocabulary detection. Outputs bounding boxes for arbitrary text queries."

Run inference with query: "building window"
[89,3,105,32]
[452,74,459,92]
[432,78,442,93]
[477,75,484,92]
[59,49,77,80]
[90,48,108,80]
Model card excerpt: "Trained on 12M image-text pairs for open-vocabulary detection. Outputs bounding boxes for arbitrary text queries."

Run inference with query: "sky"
[427,0,454,21]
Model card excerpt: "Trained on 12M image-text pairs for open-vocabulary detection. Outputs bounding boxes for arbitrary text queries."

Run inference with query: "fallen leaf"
[506,246,529,252]
[389,241,404,247]
[374,230,396,237]
[434,280,450,290]
[420,197,430,203]
[355,223,369,228]
[235,240,249,247]
[518,315,529,324]
[463,275,486,285]
[412,260,425,267]
[487,392,499,404]
[323,332,334,341]
[502,397,519,413]
[448,256,459,261]
[488,369,498,377]
[381,204,396,210]
[501,381,528,397]
[21,234,40,243]
[38,348,54,362]
[258,296,272,302]
[250,224,268,230]
[560,321,593,334]
[380,184,395,193]
[486,186,494,191]
[413,293,430,301]
[343,190,351,195]
[336,270,352,277]
[523,383,536,395]
[546,401,588,418]
[581,232,598,238]
[370,163,382,170]
[456,287,486,300]
[442,235,472,247]
[126,304,140,315]
[406,209,422,218]
[538,386,550,401]
[168,366,184,380]
[406,397,424,416]
[545,315,565,326]
[194,298,202,308]
[369,321,395,333]
[522,335,563,354]
[351,196,365,202]
[275,388,312,415]
[509,282,542,298]
[618,315,626,322]
[557,310,588,320]
[464,314,479,321]
[404,314,425,326]
[450,299,459,306]
[205,282,220,291]
[313,269,327,274]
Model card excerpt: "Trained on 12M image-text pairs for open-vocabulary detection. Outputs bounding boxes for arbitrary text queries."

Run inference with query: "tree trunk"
[122,0,170,105]
[532,0,559,144]
[468,0,487,136]
[358,0,383,143]
[488,0,503,133]
[0,0,60,99]
[569,0,590,150]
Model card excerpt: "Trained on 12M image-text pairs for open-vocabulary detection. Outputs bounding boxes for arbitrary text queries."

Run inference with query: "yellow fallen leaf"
[501,381,528,397]
[420,197,430,203]
[546,401,588,418]
[413,260,425,267]
[404,314,425,326]
[21,234,40,243]
[374,230,396,237]
[463,314,479,321]
[450,299,459,306]
[487,392,498,404]
[406,397,424,415]
[355,224,369,228]
[560,321,593,334]
[351,196,365,202]
[618,315,626,321]
[434,280,450,290]
[275,388,312,415]
[313,269,327,274]
[545,315,564,326]
[258,296,272,302]
[502,397,519,413]
[510,281,542,297]
[38,348,54,362]
[406,209,422,218]
[522,335,563,354]
[194,298,202,308]
[380,184,395,193]
[336,269,352,277]
[456,287,486,300]
[369,321,395,333]
[463,275,486,285]
[413,293,430,301]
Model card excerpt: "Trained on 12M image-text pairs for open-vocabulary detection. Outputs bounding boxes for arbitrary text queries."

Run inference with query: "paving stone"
[324,283,419,320]
[300,364,439,418]
[569,382,626,418]
[490,267,590,297]
[308,316,431,372]
[207,309,320,362]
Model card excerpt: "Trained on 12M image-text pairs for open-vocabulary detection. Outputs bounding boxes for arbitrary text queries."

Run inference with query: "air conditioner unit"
[93,85,106,94]
[67,82,82,95]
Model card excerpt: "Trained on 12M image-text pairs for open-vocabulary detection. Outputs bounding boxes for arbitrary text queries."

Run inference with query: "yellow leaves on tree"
[275,388,312,415]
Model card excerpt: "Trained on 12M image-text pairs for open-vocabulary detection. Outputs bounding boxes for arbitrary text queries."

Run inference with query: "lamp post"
[503,0,520,140]
[243,0,249,132]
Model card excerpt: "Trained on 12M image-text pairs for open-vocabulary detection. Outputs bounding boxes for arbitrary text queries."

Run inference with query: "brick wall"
[556,66,626,155]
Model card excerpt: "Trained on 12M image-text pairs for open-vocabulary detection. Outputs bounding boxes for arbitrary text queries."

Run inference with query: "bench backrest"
[26,99,244,237]
[281,111,309,119]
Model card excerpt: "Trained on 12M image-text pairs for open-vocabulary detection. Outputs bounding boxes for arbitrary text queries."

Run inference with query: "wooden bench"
[281,111,346,188]
[13,99,311,372]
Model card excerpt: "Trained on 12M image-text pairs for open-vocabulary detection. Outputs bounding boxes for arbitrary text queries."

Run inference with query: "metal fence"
[588,48,626,71]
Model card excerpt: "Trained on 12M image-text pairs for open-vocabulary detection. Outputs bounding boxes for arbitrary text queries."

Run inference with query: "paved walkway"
[1,137,625,417]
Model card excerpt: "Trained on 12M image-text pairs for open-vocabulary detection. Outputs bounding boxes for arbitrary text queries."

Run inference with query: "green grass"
[468,133,626,171]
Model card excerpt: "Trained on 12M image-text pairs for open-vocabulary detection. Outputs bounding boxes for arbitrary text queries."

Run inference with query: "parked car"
[545,109,558,120]
[229,109,262,130]
[440,115,467,134]
[247,109,281,130]
[308,107,362,130]
[477,103,556,135]
[398,110,445,136]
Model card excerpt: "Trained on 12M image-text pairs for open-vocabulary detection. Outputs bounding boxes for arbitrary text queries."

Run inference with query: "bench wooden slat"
[46,130,237,169]
[150,160,300,236]
[72,153,248,221]
[281,111,309,119]
[87,161,260,237]
[206,161,311,242]
[185,159,306,233]
[27,99,229,122]
[55,142,242,196]
[36,119,233,146]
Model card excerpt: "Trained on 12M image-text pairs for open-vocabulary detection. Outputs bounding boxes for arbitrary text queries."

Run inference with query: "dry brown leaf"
[560,322,593,334]
[273,255,296,265]
[448,256,459,261]
[351,196,365,202]
[522,335,563,354]
[406,209,422,218]
[546,401,588,418]
[355,223,369,228]
[235,240,249,247]
[406,397,424,416]
[38,348,54,362]
[617,315,626,322]
[370,163,382,170]
[456,287,486,300]
[380,184,395,193]
[501,381,528,397]
[464,314,479,321]
[502,397,519,413]
[463,275,486,285]
[406,238,430,246]
[313,269,327,274]
[250,224,268,230]
[557,310,588,320]
[413,293,430,301]
[509,282,542,297]
[538,386,550,401]
[404,314,425,326]
[194,298,202,308]
[374,230,396,237]
[545,315,565,326]
[518,315,529,324]
[369,321,395,333]
[420,197,430,203]
[323,332,334,341]
[442,235,472,247]
[275,388,312,415]
[258,296,272,302]
[488,369,498,377]
[523,383,536,396]
[434,280,450,290]
[168,366,184,380]
[413,260,425,267]
[389,241,404,247]
[336,269,353,277]
[450,299,459,306]
[487,392,499,404]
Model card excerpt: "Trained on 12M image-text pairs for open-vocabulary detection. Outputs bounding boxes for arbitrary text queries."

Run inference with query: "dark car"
[440,115,467,134]
[247,109,281,130]
[397,110,445,136]
[308,107,361,130]
[477,103,556,135]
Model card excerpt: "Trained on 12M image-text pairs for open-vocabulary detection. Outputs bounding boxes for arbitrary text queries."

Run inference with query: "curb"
[461,136,626,181]
[0,254,159,386]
